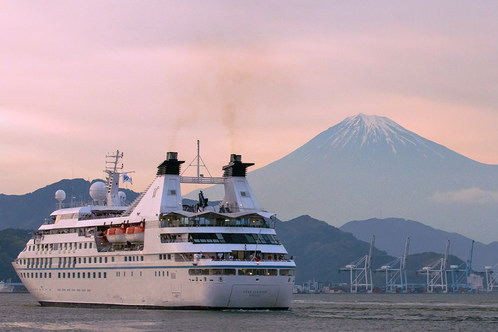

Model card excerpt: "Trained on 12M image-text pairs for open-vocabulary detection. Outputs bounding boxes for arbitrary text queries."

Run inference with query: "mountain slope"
[0,229,33,282]
[275,215,393,283]
[340,218,497,270]
[245,114,498,243]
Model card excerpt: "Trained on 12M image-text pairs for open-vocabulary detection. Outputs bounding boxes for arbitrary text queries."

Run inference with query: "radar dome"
[118,191,126,205]
[90,181,107,204]
[55,189,66,202]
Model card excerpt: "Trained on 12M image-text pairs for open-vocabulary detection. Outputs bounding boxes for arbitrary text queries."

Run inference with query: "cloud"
[432,188,498,205]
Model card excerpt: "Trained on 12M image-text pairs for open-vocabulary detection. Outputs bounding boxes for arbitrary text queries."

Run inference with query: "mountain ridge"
[340,217,498,270]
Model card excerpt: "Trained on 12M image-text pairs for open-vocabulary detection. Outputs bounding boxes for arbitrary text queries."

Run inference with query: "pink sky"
[1,1,498,194]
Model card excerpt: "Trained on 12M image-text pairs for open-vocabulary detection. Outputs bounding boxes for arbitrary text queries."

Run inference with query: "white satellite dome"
[89,181,107,204]
[55,189,66,202]
[118,191,126,204]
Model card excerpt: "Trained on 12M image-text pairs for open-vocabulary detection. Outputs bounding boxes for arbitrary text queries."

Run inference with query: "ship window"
[58,273,60,278]
[77,272,80,278]
[78,258,81,264]
[84,243,87,249]
[49,273,52,278]
[99,257,102,263]
[83,257,86,263]
[159,255,162,260]
[124,257,127,262]
[62,273,66,278]
[279,269,295,276]
[94,257,97,263]
[104,272,107,278]
[266,269,278,276]
[87,272,90,278]
[89,243,92,249]
[79,243,82,249]
[167,254,171,260]
[112,257,114,262]
[141,256,144,261]
[105,257,108,263]
[82,272,85,278]
[93,272,96,278]
[98,272,101,278]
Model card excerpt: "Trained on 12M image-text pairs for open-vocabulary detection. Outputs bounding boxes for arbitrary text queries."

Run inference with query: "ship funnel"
[222,154,254,177]
[231,154,242,163]
[157,152,185,176]
[167,151,178,160]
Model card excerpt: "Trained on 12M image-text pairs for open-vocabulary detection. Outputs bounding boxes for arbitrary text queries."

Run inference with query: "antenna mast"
[183,140,213,180]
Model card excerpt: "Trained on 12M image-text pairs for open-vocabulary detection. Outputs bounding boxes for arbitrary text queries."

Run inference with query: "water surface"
[1,293,497,331]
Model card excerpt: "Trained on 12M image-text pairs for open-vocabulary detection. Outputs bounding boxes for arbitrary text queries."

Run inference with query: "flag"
[122,172,133,184]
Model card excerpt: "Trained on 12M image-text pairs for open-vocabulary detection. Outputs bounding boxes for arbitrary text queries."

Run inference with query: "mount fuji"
[245,114,498,243]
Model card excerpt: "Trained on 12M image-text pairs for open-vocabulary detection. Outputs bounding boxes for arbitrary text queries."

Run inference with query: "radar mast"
[105,150,123,206]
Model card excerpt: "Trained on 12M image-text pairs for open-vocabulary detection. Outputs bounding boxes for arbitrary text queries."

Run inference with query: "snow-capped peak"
[327,113,426,154]
[291,113,458,162]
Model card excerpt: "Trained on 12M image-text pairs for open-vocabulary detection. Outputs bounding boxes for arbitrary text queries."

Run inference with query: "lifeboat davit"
[105,225,127,243]
[125,224,145,243]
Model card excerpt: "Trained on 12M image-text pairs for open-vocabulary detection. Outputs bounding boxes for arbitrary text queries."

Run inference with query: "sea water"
[1,293,497,331]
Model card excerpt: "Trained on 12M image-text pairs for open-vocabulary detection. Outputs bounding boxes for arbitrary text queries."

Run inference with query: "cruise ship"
[12,151,296,309]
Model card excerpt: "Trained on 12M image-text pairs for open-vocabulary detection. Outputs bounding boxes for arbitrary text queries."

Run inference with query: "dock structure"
[340,235,375,293]
[376,237,410,293]
[418,240,450,293]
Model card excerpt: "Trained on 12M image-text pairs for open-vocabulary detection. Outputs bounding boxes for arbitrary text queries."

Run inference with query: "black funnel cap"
[157,152,185,176]
[222,154,254,177]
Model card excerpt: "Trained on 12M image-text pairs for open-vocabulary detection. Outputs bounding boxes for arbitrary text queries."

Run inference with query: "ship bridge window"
[160,234,184,243]
[189,233,279,245]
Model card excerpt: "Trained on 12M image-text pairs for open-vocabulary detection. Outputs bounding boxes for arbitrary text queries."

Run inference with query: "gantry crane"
[485,265,498,292]
[448,240,476,292]
[340,235,375,293]
[418,240,450,293]
[376,237,410,293]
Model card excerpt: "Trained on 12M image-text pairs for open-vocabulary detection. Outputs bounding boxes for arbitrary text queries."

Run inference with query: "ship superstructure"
[12,151,295,309]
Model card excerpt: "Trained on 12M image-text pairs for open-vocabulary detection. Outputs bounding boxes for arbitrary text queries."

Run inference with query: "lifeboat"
[125,224,145,243]
[105,225,127,243]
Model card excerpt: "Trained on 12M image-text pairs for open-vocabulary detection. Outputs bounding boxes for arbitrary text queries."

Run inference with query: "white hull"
[16,265,294,309]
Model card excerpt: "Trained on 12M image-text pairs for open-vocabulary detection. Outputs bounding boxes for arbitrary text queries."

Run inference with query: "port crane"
[448,240,478,293]
[340,235,375,293]
[485,265,498,292]
[418,240,450,293]
[376,237,410,293]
